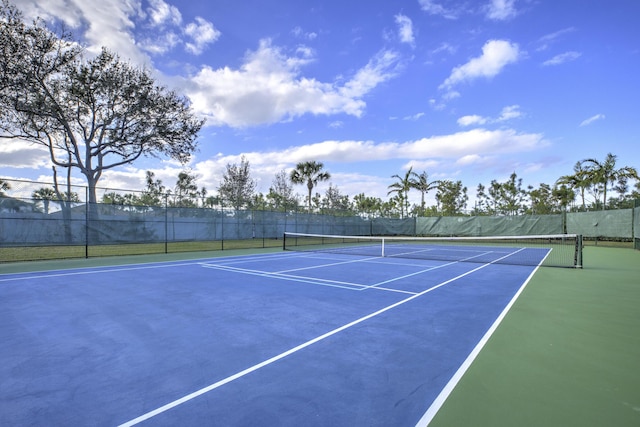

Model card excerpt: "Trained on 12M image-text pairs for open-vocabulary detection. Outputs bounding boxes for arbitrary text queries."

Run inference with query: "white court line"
[202,263,418,295]
[415,247,548,426]
[202,251,313,267]
[0,261,200,282]
[361,261,459,290]
[368,286,419,295]
[0,251,321,283]
[363,249,509,291]
[0,252,308,282]
[387,246,509,259]
[274,255,380,274]
[117,258,501,427]
[201,263,366,291]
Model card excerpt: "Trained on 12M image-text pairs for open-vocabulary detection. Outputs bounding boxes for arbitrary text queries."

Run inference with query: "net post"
[282,232,286,251]
[575,234,583,268]
[381,238,385,257]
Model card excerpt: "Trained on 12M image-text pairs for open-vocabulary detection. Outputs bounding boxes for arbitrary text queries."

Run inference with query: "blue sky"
[2,0,639,207]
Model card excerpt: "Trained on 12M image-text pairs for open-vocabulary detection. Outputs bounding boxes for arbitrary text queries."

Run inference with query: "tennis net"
[283,232,583,268]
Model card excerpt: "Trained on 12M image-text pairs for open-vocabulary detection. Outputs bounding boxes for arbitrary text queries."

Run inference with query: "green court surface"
[430,246,640,427]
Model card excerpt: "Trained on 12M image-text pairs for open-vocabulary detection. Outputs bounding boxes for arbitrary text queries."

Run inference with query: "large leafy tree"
[0,1,80,97]
[353,193,383,218]
[290,161,331,212]
[321,184,351,214]
[473,183,490,215]
[474,181,502,215]
[218,156,257,210]
[0,3,204,208]
[552,184,575,212]
[435,180,468,216]
[527,183,555,214]
[475,173,527,215]
[266,169,298,211]
[500,173,527,215]
[581,153,639,210]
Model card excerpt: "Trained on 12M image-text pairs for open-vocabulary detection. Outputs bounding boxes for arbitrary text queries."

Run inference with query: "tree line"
[114,151,640,216]
[3,151,637,219]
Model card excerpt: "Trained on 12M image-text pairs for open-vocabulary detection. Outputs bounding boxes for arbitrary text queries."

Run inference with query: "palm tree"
[581,153,639,210]
[32,187,58,214]
[409,170,441,216]
[556,161,591,211]
[174,171,199,207]
[387,167,414,218]
[290,161,331,212]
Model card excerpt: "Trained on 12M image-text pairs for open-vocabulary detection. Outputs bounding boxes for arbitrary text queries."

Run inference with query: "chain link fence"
[1,179,638,261]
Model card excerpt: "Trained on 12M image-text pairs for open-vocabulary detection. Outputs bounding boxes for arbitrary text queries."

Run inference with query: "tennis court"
[1,237,570,426]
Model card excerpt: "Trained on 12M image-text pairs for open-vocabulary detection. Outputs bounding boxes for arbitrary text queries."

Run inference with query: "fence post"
[221,200,225,251]
[164,193,168,254]
[85,186,89,258]
[632,200,637,249]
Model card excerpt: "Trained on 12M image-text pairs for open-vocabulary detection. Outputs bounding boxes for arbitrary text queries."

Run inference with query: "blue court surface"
[1,250,543,426]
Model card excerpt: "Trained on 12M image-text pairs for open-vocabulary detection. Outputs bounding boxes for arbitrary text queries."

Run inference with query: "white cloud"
[139,32,181,55]
[184,40,401,127]
[65,0,146,62]
[457,105,522,127]
[292,27,318,40]
[458,115,488,127]
[213,129,545,165]
[580,114,605,127]
[537,27,576,51]
[442,90,461,101]
[456,154,490,166]
[432,42,457,56]
[542,51,582,66]
[418,0,459,19]
[341,50,402,98]
[486,0,518,21]
[175,128,546,196]
[147,0,182,27]
[440,40,521,90]
[429,98,446,111]
[184,17,221,55]
[403,112,425,121]
[16,0,219,63]
[0,139,51,169]
[395,14,415,47]
[403,128,545,158]
[497,105,522,121]
[404,159,440,170]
